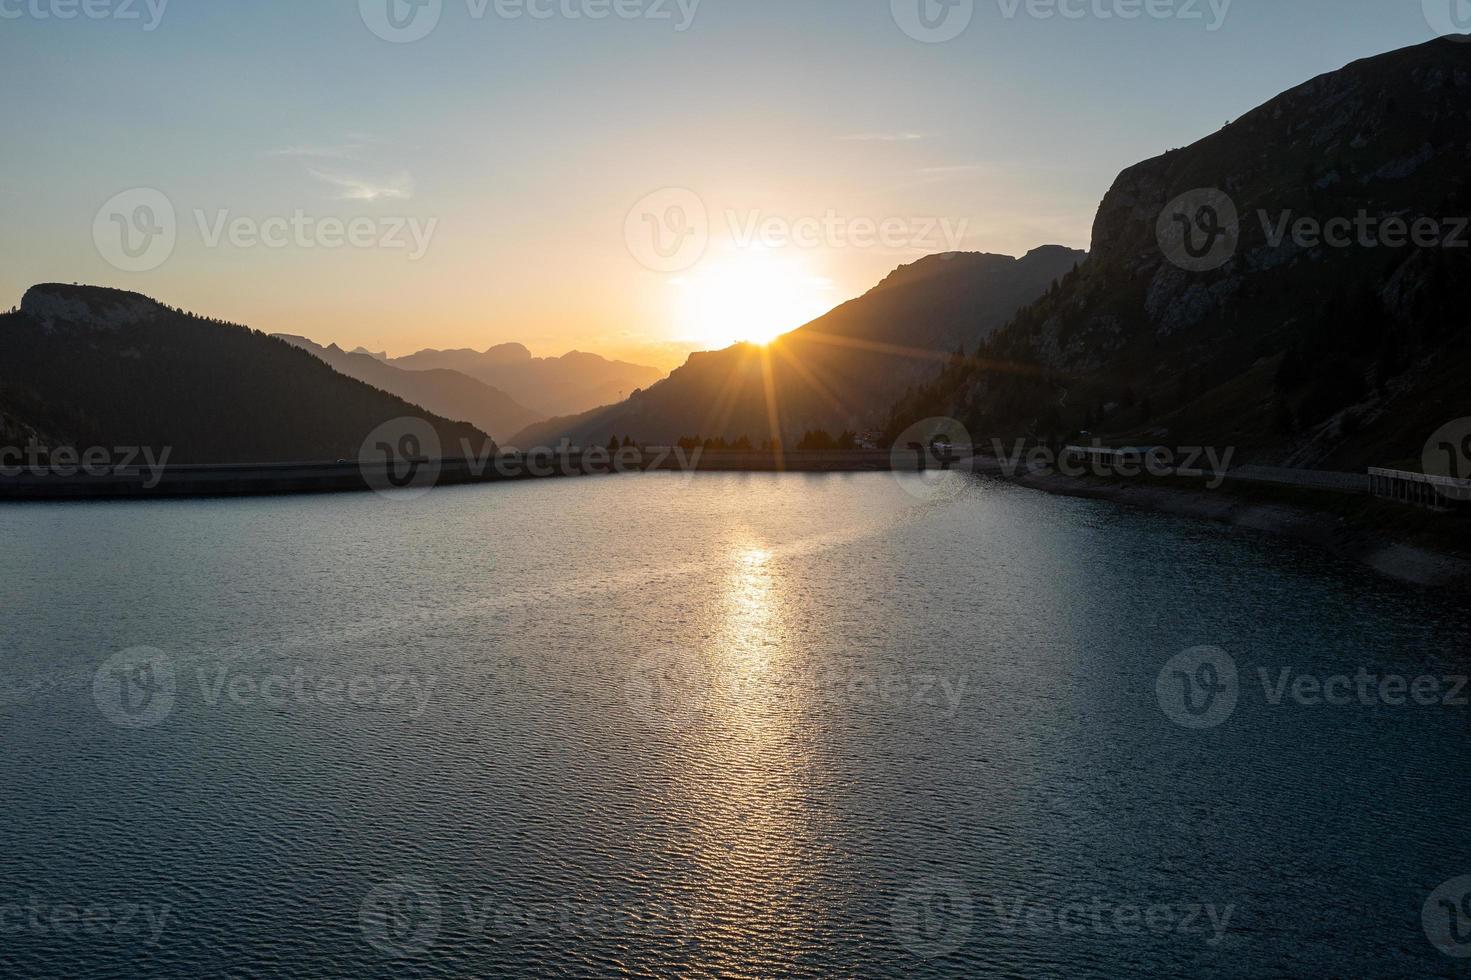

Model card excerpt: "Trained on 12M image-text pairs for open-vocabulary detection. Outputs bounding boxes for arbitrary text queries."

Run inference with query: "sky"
[0,0,1453,369]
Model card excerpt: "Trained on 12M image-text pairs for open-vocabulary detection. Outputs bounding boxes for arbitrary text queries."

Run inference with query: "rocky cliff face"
[21,284,165,331]
[1081,37,1471,341]
[892,38,1471,471]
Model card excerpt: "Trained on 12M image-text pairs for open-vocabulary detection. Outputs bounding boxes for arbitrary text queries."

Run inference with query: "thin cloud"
[307,168,415,201]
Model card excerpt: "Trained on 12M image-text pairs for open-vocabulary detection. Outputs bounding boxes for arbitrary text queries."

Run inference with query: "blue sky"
[0,0,1451,364]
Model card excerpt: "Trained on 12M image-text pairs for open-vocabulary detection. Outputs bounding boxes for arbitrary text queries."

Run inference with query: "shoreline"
[0,448,900,501]
[972,460,1471,591]
[5,448,1469,589]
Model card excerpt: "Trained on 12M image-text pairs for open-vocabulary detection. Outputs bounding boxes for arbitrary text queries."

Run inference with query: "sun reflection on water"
[724,546,778,661]
[667,539,842,971]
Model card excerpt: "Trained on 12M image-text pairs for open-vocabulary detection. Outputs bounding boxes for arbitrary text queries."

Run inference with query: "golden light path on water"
[665,537,845,973]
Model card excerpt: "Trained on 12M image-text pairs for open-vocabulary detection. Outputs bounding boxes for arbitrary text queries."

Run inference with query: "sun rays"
[680,314,1049,464]
[671,249,834,349]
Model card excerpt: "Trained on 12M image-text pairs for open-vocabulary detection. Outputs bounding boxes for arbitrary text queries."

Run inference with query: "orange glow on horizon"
[670,248,835,350]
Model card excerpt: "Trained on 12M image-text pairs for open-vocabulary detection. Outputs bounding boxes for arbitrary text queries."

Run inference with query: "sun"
[671,248,834,349]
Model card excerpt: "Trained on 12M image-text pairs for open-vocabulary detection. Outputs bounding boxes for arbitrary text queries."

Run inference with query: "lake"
[2,471,1469,977]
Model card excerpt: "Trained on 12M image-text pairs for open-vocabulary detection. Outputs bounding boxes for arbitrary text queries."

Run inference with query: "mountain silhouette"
[1,285,491,463]
[513,247,1084,447]
[274,334,544,441]
[389,344,664,418]
[889,37,1471,471]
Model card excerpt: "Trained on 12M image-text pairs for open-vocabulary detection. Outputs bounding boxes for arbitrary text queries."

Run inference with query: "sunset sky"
[0,0,1444,369]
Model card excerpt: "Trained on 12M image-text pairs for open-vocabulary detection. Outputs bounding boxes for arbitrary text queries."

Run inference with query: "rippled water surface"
[3,472,1470,977]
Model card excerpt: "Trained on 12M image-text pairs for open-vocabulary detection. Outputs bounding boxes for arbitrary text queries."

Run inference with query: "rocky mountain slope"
[888,37,1471,473]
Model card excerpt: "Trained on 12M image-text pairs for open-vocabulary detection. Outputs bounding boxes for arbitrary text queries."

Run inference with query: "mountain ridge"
[389,344,663,418]
[273,333,544,441]
[512,246,1085,447]
[1,284,492,464]
[887,36,1471,472]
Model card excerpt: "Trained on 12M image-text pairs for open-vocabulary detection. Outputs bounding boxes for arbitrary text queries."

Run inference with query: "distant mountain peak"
[21,283,164,331]
[1021,244,1086,263]
[483,342,532,363]
[271,332,544,440]
[388,342,663,418]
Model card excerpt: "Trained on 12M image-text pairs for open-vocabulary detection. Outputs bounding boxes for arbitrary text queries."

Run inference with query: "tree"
[798,429,835,451]
[607,436,620,453]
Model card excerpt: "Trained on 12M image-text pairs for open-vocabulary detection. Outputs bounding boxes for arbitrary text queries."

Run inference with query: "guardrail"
[1368,467,1471,511]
